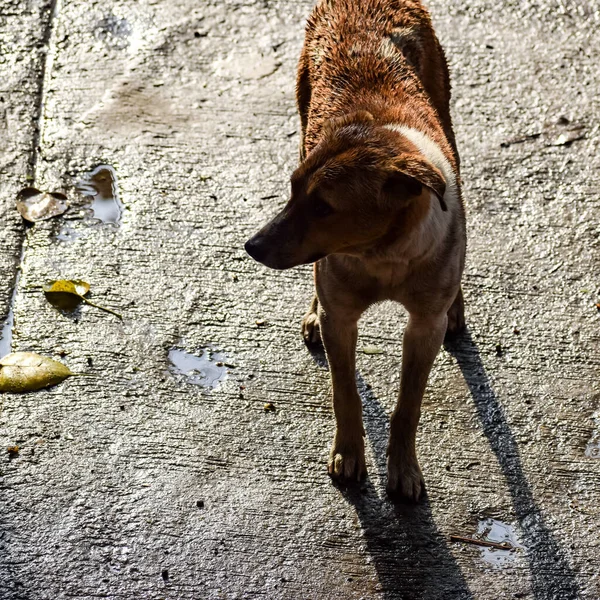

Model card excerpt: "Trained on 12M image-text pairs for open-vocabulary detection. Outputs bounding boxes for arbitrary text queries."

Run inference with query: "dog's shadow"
[446,330,580,599]
[308,327,580,599]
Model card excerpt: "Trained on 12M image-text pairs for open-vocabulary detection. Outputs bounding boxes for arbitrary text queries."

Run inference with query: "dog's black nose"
[245,236,268,263]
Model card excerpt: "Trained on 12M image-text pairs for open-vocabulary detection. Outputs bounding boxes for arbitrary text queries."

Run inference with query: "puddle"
[585,443,600,458]
[585,413,600,458]
[77,165,123,224]
[95,15,132,49]
[0,260,22,359]
[0,302,15,359]
[168,347,228,389]
[477,518,524,567]
[585,442,600,458]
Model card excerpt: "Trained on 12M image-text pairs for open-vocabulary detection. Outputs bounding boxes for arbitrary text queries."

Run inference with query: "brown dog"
[245,0,465,501]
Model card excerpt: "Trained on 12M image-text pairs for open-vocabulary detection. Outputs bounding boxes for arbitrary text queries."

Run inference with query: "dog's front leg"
[387,312,447,501]
[318,295,367,482]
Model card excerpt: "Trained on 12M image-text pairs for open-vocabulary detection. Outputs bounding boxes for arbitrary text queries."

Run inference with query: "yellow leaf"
[0,352,73,393]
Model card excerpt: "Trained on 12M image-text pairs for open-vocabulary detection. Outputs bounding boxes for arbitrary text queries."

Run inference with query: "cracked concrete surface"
[0,0,599,598]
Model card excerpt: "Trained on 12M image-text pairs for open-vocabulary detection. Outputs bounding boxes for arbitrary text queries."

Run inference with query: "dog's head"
[245,112,446,270]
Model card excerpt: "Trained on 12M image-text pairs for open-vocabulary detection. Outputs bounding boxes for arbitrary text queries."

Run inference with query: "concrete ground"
[1,0,599,598]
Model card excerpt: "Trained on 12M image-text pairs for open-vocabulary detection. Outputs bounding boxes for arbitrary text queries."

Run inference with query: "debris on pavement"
[499,132,541,148]
[263,402,276,412]
[6,446,20,458]
[500,118,586,149]
[43,279,123,319]
[552,130,586,146]
[361,345,385,355]
[0,351,73,393]
[16,187,68,222]
[450,534,514,551]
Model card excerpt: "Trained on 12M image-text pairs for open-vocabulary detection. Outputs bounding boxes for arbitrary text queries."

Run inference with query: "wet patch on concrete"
[477,518,524,567]
[77,165,123,225]
[95,15,133,50]
[585,413,600,458]
[55,222,82,243]
[585,443,600,459]
[0,248,23,359]
[168,346,229,389]
[0,301,15,359]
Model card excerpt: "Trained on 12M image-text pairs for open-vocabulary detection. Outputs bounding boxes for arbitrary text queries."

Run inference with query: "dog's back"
[298,0,458,167]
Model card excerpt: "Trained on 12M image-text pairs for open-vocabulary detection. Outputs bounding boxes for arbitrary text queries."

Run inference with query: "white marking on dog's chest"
[383,124,458,209]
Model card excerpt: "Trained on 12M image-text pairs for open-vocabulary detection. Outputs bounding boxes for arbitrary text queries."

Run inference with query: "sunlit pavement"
[0,1,599,598]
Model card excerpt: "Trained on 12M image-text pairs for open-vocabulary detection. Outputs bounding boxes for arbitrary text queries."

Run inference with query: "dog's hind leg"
[387,311,448,501]
[301,294,321,346]
[445,285,465,339]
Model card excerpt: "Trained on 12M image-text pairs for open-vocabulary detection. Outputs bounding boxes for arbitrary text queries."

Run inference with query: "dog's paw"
[328,436,366,482]
[301,310,322,346]
[386,453,424,502]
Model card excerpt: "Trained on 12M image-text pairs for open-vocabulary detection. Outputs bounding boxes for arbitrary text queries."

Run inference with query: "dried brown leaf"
[16,188,68,222]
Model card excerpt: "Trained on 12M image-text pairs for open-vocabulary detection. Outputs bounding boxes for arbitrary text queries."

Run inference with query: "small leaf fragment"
[16,187,68,222]
[264,402,276,412]
[361,345,385,355]
[0,352,73,393]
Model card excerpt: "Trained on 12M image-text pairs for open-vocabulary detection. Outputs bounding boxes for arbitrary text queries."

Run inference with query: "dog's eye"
[313,197,334,218]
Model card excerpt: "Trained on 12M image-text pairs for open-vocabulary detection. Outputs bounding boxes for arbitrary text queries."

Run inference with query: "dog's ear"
[322,110,374,137]
[381,171,424,204]
[384,156,447,211]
